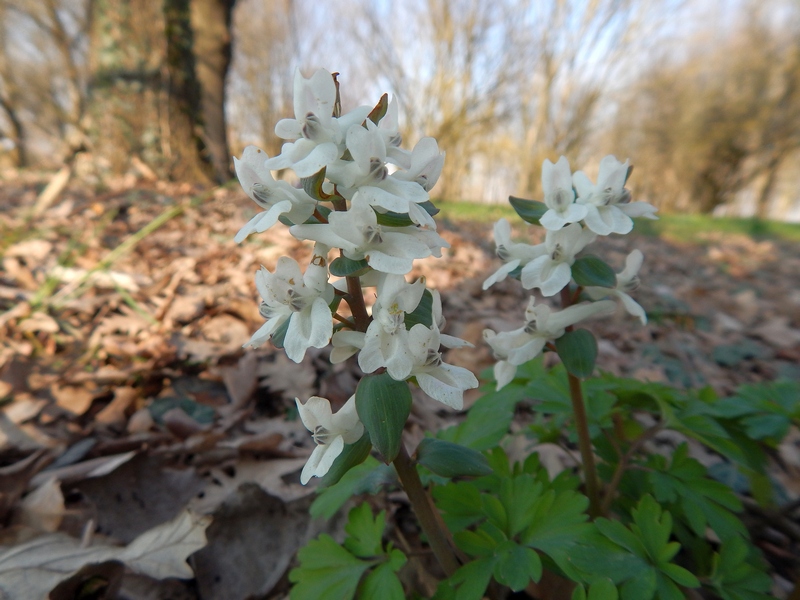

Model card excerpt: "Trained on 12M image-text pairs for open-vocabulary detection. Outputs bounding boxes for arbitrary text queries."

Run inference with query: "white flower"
[296,395,364,484]
[392,137,445,193]
[484,298,616,390]
[327,121,434,228]
[246,245,335,362]
[291,193,448,275]
[585,250,647,325]
[407,323,478,410]
[358,275,426,379]
[264,69,368,177]
[573,155,654,236]
[375,96,409,169]
[330,330,365,363]
[520,223,596,296]
[483,219,546,290]
[539,156,588,231]
[233,146,317,242]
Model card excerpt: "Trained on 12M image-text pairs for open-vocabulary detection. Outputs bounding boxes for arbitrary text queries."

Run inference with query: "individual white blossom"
[296,395,364,484]
[484,298,616,390]
[539,156,588,231]
[483,218,546,290]
[573,155,657,235]
[585,250,647,325]
[233,146,317,242]
[375,96,409,168]
[358,275,426,379]
[391,137,445,193]
[407,323,478,410]
[264,69,368,177]
[290,193,448,275]
[245,245,334,362]
[330,330,365,363]
[327,121,434,228]
[520,223,596,296]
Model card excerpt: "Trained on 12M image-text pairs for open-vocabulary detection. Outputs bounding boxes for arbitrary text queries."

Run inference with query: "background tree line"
[1,0,798,219]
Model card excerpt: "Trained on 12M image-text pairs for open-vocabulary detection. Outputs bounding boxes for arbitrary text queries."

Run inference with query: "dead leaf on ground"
[190,483,313,600]
[11,477,65,532]
[72,453,204,543]
[0,510,209,599]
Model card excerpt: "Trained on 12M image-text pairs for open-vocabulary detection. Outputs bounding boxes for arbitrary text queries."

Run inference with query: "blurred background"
[1,0,799,219]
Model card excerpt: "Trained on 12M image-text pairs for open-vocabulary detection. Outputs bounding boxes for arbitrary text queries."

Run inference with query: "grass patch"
[434,198,800,242]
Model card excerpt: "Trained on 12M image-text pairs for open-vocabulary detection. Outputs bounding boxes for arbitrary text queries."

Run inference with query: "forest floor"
[1,171,799,599]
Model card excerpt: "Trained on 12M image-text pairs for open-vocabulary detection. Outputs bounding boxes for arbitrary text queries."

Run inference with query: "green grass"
[434,199,800,242]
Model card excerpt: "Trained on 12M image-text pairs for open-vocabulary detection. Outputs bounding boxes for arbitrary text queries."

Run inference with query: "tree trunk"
[163,0,214,183]
[87,0,231,183]
[0,97,27,167]
[190,0,235,183]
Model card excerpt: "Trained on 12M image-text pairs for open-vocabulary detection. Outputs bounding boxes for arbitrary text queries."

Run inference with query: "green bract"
[355,373,412,463]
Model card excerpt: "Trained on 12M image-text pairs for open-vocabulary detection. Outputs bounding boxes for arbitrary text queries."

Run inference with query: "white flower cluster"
[235,69,478,482]
[483,155,657,390]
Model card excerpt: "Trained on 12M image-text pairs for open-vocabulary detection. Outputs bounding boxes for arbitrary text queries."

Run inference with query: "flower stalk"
[560,286,601,518]
[392,444,460,577]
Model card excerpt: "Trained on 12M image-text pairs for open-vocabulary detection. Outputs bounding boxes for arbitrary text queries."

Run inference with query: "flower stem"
[560,287,601,518]
[393,444,460,577]
[345,275,370,332]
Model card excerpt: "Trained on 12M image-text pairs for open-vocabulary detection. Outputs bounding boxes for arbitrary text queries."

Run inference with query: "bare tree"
[227,0,299,159]
[333,0,665,202]
[608,0,800,216]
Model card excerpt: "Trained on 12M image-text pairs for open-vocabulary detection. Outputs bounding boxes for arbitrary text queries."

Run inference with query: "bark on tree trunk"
[163,0,214,183]
[87,0,232,184]
[190,0,235,183]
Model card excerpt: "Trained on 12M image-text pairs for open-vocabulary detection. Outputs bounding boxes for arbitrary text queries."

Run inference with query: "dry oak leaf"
[0,510,209,599]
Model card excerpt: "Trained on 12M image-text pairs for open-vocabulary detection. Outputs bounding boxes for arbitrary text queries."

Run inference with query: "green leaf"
[449,557,494,600]
[493,542,542,590]
[404,289,434,329]
[313,457,394,519]
[301,167,332,201]
[355,374,412,463]
[318,431,374,489]
[270,317,291,349]
[329,256,370,277]
[660,563,699,588]
[432,481,484,532]
[343,504,386,558]
[509,196,547,225]
[555,329,598,378]
[521,489,592,575]
[416,438,493,478]
[588,579,619,600]
[454,529,497,557]
[437,384,523,451]
[148,396,215,425]
[646,445,745,541]
[708,537,772,599]
[360,562,405,600]
[571,255,617,288]
[289,535,371,600]
[374,201,440,227]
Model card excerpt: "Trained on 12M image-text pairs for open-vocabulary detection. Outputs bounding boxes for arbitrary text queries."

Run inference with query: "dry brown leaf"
[12,477,65,532]
[216,351,259,409]
[0,510,209,599]
[17,311,60,334]
[2,397,47,424]
[257,352,316,400]
[95,386,138,425]
[50,383,94,416]
[190,483,313,600]
[30,451,136,488]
